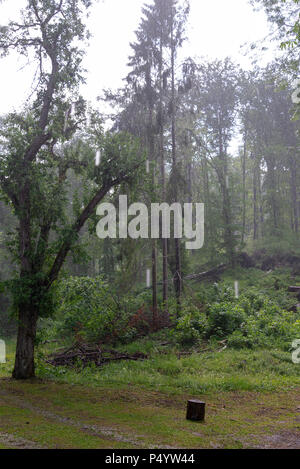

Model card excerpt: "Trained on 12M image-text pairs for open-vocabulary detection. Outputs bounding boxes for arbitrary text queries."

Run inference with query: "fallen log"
[288,286,300,293]
[185,264,227,282]
[289,304,300,313]
[143,264,228,290]
[47,343,147,368]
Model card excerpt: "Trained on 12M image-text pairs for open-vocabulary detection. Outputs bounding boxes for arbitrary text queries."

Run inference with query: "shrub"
[227,330,253,349]
[173,302,208,345]
[55,276,130,343]
[207,302,247,338]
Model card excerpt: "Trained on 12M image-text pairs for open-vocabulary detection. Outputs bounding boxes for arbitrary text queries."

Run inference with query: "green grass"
[1,267,300,448]
[2,267,300,394]
[2,330,300,395]
[1,370,300,448]
[1,334,300,448]
[34,348,300,394]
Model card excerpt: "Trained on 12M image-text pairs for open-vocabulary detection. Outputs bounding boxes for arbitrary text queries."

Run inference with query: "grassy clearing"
[1,337,300,448]
[33,349,300,394]
[2,336,300,394]
[0,374,300,449]
[33,320,300,394]
[1,267,299,448]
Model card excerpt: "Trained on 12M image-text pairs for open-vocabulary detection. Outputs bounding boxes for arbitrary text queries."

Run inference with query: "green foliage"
[55,276,122,343]
[33,345,300,394]
[251,0,300,53]
[207,302,247,338]
[52,276,155,344]
[205,289,300,350]
[172,302,208,345]
[1,0,300,382]
[35,317,65,346]
[5,272,55,318]
[168,267,300,350]
[237,304,300,350]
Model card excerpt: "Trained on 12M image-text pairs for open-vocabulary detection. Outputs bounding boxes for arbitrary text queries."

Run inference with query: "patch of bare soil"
[253,431,300,449]
[0,431,46,449]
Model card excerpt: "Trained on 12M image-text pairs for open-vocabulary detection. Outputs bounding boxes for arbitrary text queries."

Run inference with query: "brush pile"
[47,343,147,368]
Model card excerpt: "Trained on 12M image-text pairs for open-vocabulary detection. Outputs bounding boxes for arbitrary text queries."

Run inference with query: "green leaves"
[0,0,143,320]
[56,276,124,343]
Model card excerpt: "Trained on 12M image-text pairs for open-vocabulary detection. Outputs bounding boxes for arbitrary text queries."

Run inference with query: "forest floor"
[1,338,300,449]
[0,377,300,449]
[1,266,299,449]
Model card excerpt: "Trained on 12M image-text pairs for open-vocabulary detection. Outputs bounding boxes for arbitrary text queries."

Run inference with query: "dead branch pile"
[47,343,147,368]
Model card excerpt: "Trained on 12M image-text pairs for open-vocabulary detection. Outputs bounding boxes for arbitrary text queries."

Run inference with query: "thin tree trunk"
[266,157,279,231]
[217,121,235,267]
[202,158,214,262]
[241,132,247,245]
[152,240,158,329]
[146,60,158,326]
[290,154,299,234]
[171,15,182,307]
[158,24,168,320]
[221,179,235,266]
[253,160,259,241]
[257,167,264,237]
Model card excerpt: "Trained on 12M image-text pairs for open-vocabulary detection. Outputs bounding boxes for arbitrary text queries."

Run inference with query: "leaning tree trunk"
[13,304,38,380]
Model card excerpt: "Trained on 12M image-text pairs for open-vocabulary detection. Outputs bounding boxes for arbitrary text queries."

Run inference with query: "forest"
[0,0,300,451]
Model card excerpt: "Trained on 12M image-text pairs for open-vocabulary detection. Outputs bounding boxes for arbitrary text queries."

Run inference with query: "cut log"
[288,286,300,293]
[185,265,227,282]
[186,400,206,422]
[145,265,227,291]
[289,304,300,313]
[47,343,147,368]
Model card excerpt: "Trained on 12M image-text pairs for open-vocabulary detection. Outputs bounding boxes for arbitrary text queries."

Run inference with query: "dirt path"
[254,432,300,449]
[0,388,146,448]
[0,431,46,449]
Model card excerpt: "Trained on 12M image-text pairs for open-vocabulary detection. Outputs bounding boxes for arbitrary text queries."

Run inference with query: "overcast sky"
[0,0,271,115]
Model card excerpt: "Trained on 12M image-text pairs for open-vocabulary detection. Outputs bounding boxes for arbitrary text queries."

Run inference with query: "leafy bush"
[241,307,300,350]
[227,330,253,349]
[226,297,300,350]
[171,301,208,345]
[55,276,131,343]
[41,268,300,352]
[169,278,300,350]
[207,302,247,338]
[194,283,235,305]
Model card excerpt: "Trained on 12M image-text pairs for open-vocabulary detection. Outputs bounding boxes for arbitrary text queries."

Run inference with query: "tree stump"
[288,286,300,293]
[186,400,205,422]
[289,304,300,313]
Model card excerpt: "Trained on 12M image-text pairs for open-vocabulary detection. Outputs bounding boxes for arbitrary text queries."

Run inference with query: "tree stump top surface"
[188,400,206,405]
